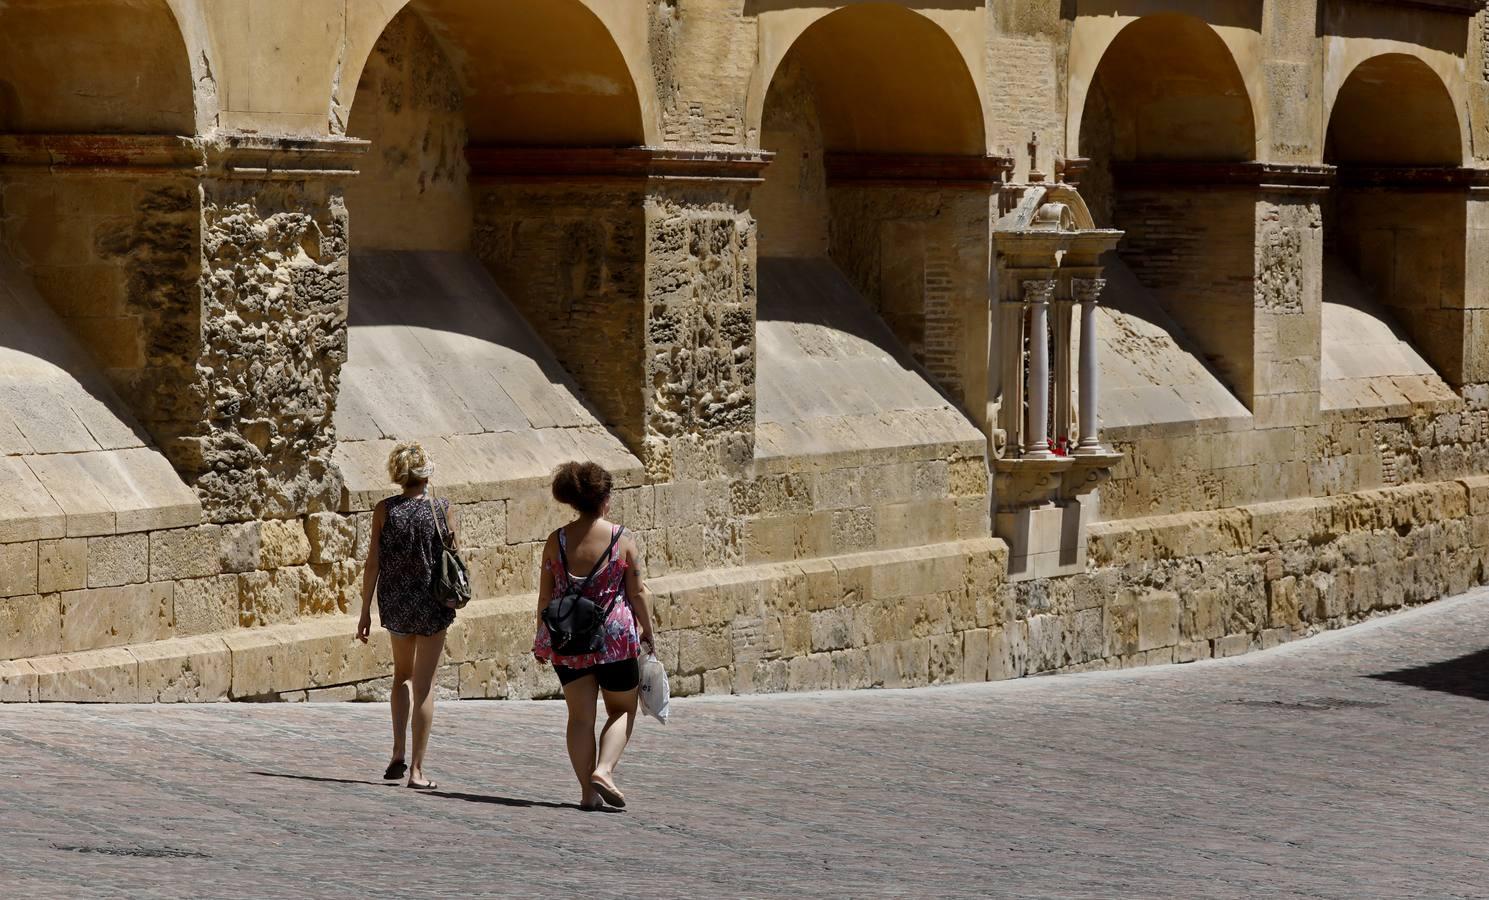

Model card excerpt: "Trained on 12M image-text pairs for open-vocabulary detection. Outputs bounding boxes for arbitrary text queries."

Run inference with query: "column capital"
[1071,277,1107,305]
[1021,278,1057,305]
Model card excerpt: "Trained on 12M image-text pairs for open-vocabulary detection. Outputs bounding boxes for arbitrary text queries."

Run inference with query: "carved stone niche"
[989,183,1123,581]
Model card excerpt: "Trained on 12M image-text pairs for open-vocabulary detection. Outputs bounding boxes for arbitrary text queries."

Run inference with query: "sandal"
[383,760,407,781]
[407,779,438,791]
[589,774,625,808]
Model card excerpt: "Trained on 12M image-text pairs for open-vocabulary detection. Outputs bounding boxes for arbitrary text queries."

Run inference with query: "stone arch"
[1074,13,1261,409]
[1326,54,1463,167]
[1322,53,1468,397]
[341,0,653,147]
[0,0,196,134]
[340,0,654,476]
[748,4,986,155]
[1078,13,1256,168]
[752,3,993,449]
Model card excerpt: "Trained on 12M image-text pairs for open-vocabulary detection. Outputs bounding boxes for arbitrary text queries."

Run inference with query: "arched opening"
[0,1,202,535]
[1077,14,1260,410]
[336,1,644,522]
[753,5,990,459]
[0,0,194,134]
[1322,54,1464,404]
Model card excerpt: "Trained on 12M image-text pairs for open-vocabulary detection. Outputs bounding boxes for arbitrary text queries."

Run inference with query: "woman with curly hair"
[356,440,458,790]
[534,460,655,810]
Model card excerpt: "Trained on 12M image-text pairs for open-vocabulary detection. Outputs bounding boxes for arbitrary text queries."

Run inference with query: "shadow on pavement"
[1367,647,1489,702]
[426,790,620,813]
[251,770,399,788]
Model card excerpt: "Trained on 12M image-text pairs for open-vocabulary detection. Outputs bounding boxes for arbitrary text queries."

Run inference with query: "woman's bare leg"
[562,676,600,807]
[388,633,416,765]
[592,686,638,797]
[407,630,446,786]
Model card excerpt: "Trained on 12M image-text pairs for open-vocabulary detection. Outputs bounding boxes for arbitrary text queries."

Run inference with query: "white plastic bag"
[638,653,670,724]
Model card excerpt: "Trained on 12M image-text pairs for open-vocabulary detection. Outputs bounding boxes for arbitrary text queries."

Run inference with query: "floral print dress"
[533,525,640,669]
[376,494,457,637]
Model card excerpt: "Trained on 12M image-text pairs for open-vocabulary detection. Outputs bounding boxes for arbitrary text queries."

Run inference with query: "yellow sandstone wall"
[5,0,1489,702]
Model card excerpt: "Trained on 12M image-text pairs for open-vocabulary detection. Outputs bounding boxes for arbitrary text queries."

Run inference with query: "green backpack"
[428,495,471,610]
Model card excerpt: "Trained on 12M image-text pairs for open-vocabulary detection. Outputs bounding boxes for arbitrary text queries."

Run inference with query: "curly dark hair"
[551,461,613,516]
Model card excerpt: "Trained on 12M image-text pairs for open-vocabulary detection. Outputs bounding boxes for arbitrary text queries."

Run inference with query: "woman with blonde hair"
[534,461,655,810]
[356,440,457,790]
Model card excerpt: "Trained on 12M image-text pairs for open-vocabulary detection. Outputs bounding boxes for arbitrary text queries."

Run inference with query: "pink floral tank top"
[533,524,640,669]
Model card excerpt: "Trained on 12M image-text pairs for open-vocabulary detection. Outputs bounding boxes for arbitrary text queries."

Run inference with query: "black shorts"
[553,657,640,692]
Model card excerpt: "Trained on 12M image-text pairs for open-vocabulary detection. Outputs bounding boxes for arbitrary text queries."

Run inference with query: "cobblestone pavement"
[4,593,1489,899]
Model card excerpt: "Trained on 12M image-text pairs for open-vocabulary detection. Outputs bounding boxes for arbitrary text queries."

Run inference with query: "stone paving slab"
[3,592,1489,898]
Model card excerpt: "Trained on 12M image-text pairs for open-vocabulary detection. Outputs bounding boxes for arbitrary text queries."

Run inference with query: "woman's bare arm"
[623,534,654,649]
[356,501,386,643]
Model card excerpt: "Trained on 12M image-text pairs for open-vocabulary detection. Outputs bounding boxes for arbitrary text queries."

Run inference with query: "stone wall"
[472,181,647,453]
[0,171,201,470]
[195,179,349,522]
[7,474,1486,702]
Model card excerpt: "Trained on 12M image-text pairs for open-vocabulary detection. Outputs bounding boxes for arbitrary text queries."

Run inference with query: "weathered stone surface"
[60,584,170,653]
[258,520,311,569]
[306,512,357,564]
[173,575,239,637]
[86,533,148,587]
[1,594,61,660]
[135,635,231,703]
[0,541,39,597]
[37,539,86,594]
[149,525,222,582]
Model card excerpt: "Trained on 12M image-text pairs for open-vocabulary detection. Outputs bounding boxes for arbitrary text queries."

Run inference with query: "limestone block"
[928,632,963,683]
[1182,589,1226,641]
[786,652,833,691]
[306,513,357,564]
[1260,627,1294,650]
[459,658,504,699]
[702,666,733,695]
[1460,474,1489,516]
[1137,591,1181,652]
[1213,633,1255,659]
[466,542,540,599]
[0,593,61,659]
[670,674,703,698]
[258,519,311,569]
[224,628,311,698]
[1267,576,1302,628]
[875,500,957,549]
[352,512,373,561]
[147,526,222,582]
[25,453,115,536]
[0,659,37,702]
[1026,614,1066,673]
[742,516,795,564]
[829,648,871,690]
[504,653,562,700]
[33,647,142,702]
[1104,593,1139,657]
[948,457,989,497]
[1174,640,1212,664]
[60,584,169,652]
[895,637,931,687]
[218,522,262,573]
[0,541,39,597]
[809,607,854,653]
[238,569,302,627]
[0,457,66,543]
[303,619,382,687]
[37,539,86,594]
[134,635,231,702]
[1069,608,1104,666]
[677,627,730,674]
[86,533,147,587]
[456,501,506,549]
[961,628,991,682]
[172,575,239,637]
[505,491,571,544]
[989,622,1029,680]
[73,448,200,533]
[735,658,788,694]
[304,562,359,617]
[307,685,357,703]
